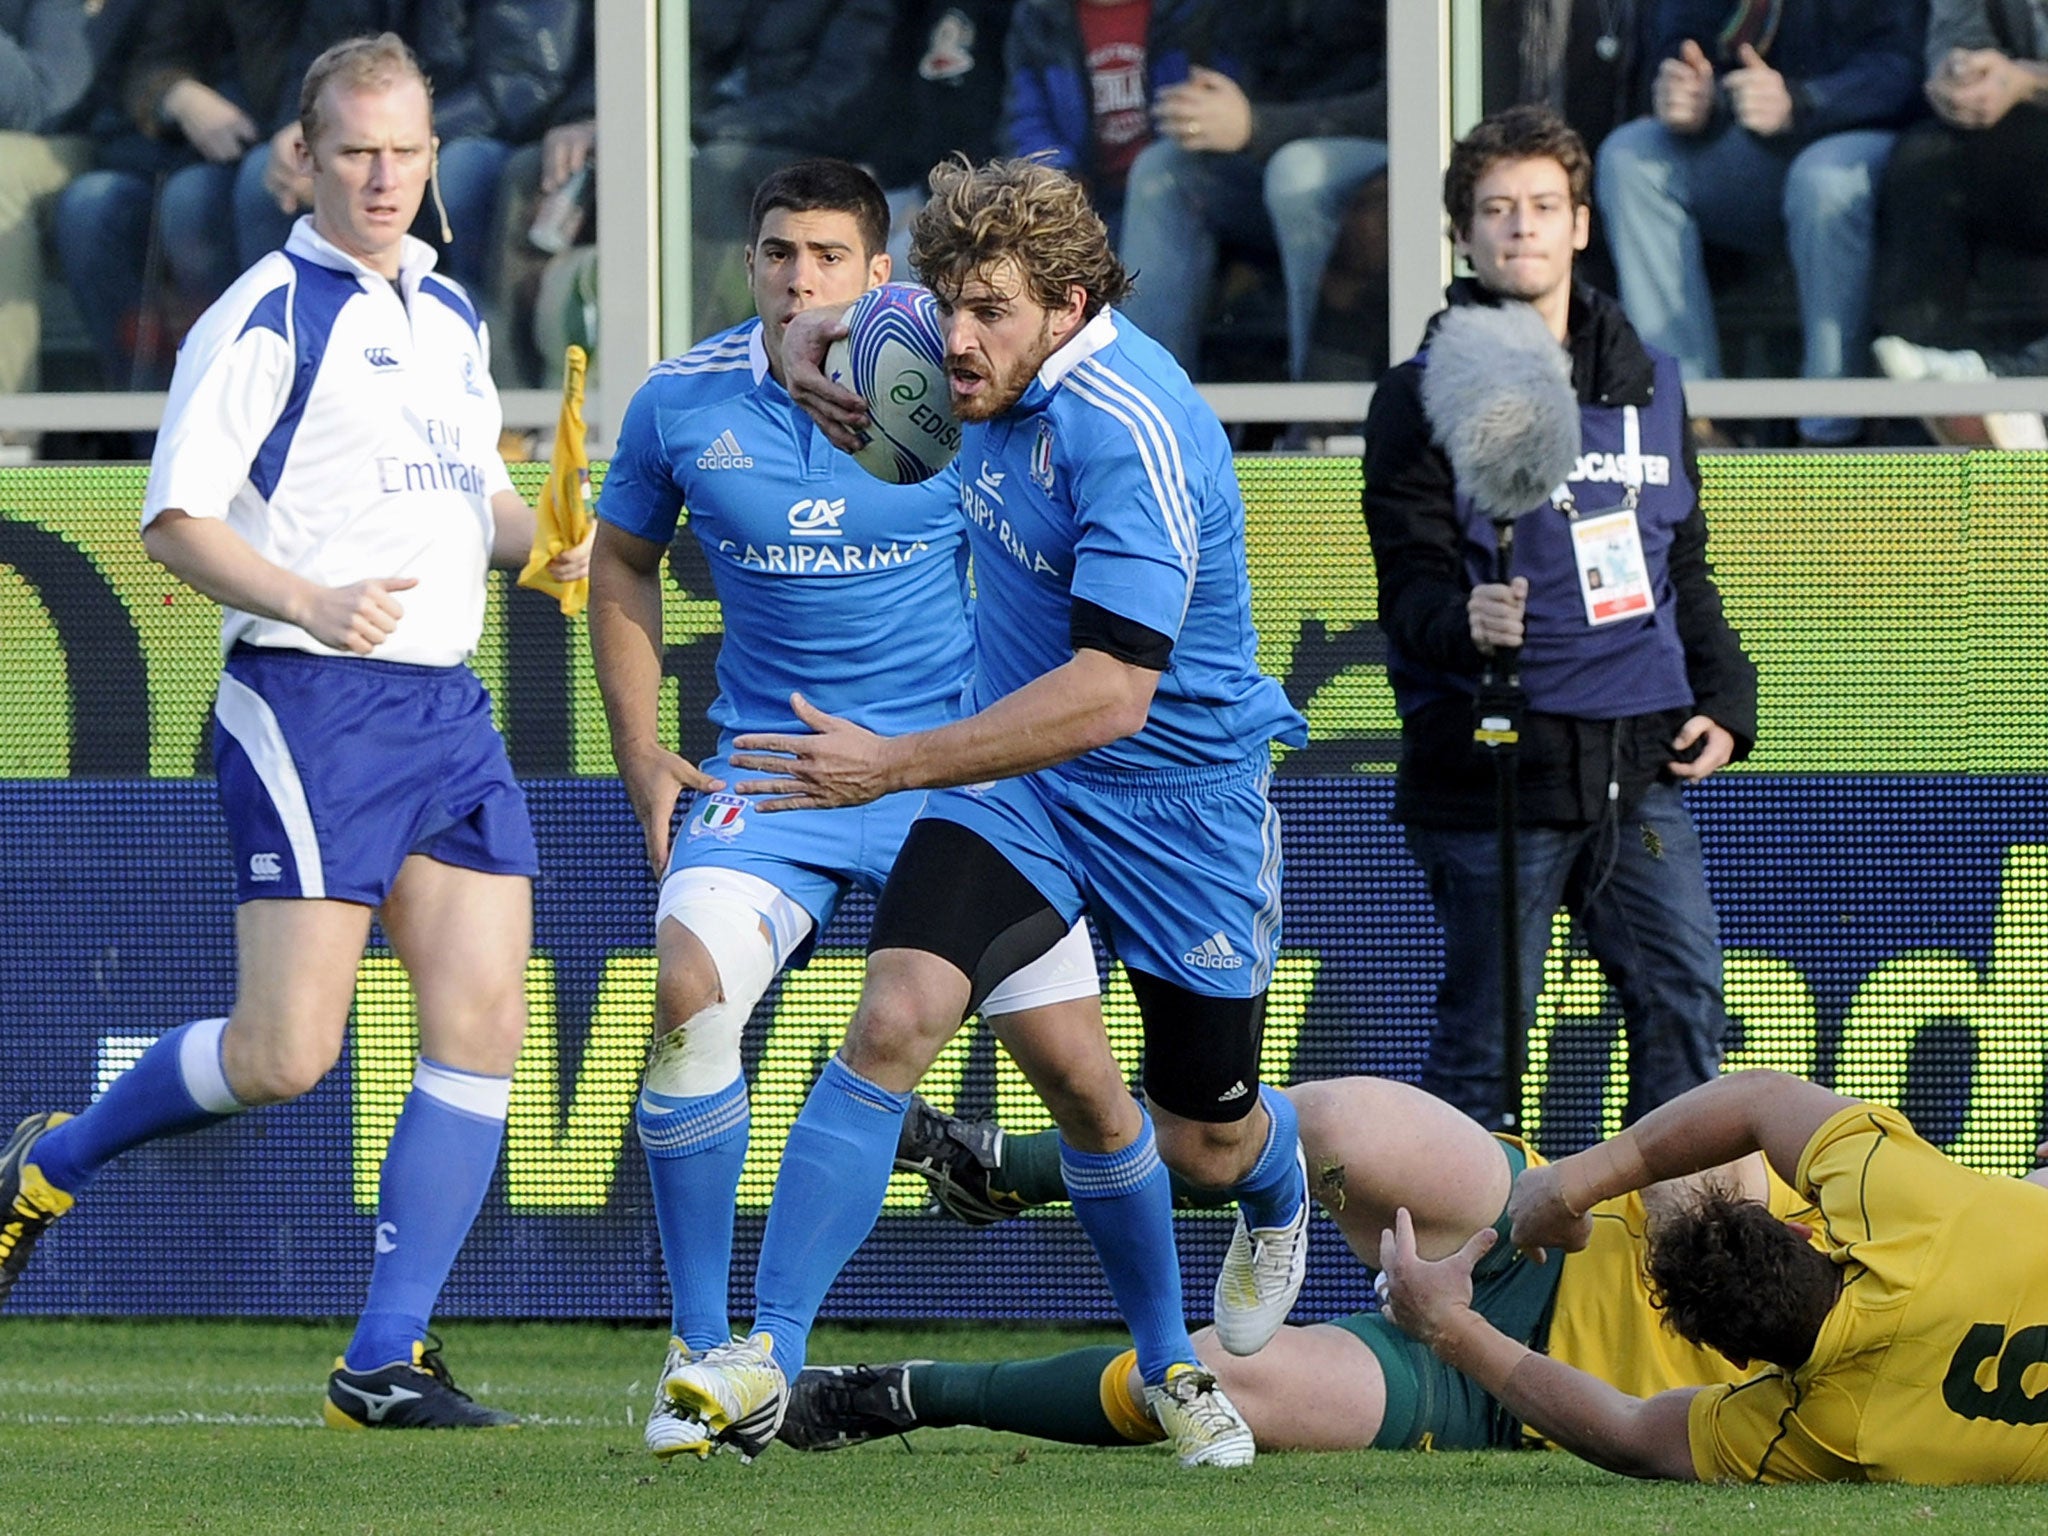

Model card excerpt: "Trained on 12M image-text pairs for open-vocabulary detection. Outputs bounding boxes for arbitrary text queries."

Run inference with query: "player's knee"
[644,890,782,1098]
[845,973,960,1077]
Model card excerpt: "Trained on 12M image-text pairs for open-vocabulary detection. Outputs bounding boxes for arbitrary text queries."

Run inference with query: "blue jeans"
[1118,135,1389,380]
[1403,783,1727,1135]
[55,161,237,389]
[233,135,514,290]
[1598,116,1896,443]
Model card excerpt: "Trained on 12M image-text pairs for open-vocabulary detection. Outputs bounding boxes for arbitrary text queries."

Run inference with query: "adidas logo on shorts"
[696,430,754,470]
[1183,932,1245,970]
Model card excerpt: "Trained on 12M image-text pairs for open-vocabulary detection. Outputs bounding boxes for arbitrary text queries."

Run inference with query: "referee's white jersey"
[142,219,515,667]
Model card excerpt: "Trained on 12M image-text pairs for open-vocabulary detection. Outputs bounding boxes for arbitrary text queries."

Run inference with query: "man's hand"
[263,122,312,213]
[162,79,259,163]
[1377,1207,1494,1348]
[1502,1161,1596,1260]
[294,576,418,655]
[618,741,724,874]
[1653,40,1718,134]
[1152,66,1254,155]
[782,304,868,452]
[1468,575,1528,653]
[1724,43,1793,136]
[729,693,902,810]
[1666,714,1734,780]
[541,120,597,192]
[1928,48,2037,129]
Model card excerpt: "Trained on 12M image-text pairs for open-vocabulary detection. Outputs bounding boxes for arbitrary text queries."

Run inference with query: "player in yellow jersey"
[1384,1069,2048,1483]
[776,1075,1802,1456]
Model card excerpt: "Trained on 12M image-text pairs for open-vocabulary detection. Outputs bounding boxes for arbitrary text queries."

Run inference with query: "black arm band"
[1070,597,1172,670]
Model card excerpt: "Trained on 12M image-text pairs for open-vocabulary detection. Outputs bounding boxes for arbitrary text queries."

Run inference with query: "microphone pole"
[1473,514,1524,1134]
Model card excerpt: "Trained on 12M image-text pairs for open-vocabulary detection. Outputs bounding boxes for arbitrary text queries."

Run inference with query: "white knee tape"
[648,868,812,1098]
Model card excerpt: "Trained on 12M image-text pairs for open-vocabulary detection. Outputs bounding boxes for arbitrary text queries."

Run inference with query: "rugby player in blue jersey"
[588,159,1249,1466]
[660,155,1312,1455]
[0,35,591,1428]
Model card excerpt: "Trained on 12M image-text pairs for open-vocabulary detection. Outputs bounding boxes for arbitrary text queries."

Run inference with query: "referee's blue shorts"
[211,644,538,906]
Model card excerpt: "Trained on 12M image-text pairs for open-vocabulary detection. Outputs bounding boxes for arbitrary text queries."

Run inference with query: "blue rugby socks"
[1061,1110,1197,1385]
[30,1018,245,1195]
[637,1074,752,1352]
[749,1055,909,1379]
[344,1059,509,1373]
[1230,1085,1305,1232]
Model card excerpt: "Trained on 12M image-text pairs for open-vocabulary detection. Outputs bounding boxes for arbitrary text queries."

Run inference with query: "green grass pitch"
[0,1317,2037,1534]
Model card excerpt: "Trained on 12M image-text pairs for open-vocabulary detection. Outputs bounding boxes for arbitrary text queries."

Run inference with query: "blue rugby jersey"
[955,309,1307,773]
[598,320,974,743]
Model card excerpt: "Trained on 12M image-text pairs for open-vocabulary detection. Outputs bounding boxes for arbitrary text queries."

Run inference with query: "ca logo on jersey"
[787,498,847,538]
[249,852,283,882]
[363,347,401,369]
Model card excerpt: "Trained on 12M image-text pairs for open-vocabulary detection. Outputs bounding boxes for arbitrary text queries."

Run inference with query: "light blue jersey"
[954,309,1308,773]
[599,320,973,746]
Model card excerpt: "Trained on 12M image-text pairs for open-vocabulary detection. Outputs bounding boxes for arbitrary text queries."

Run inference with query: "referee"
[0,34,588,1429]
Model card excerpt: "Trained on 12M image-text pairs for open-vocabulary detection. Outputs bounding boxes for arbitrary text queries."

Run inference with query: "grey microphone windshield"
[1419,302,1579,522]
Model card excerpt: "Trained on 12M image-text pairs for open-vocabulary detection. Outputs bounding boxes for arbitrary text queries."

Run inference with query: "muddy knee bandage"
[648,868,811,1097]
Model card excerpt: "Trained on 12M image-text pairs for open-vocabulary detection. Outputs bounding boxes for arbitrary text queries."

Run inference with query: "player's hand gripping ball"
[825,283,961,484]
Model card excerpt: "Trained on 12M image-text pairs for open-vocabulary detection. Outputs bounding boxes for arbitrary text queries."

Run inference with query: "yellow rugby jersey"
[1537,1173,1806,1437]
[1688,1103,2048,1484]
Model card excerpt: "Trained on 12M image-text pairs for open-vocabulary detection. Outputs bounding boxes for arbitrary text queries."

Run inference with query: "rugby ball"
[824,283,961,484]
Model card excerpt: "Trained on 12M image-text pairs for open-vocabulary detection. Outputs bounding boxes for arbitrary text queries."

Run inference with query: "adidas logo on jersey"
[697,430,754,470]
[1183,932,1245,970]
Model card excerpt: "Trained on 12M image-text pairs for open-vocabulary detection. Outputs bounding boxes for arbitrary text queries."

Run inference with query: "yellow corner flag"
[518,344,594,616]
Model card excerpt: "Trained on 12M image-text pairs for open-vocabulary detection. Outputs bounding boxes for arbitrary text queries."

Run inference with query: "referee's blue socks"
[30,1018,245,1195]
[750,1055,909,1379]
[636,1074,751,1352]
[1061,1110,1195,1385]
[1231,1085,1306,1232]
[344,1059,509,1373]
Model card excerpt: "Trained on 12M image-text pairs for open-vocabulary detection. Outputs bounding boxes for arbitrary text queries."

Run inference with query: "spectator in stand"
[869,0,1012,273]
[689,0,896,337]
[489,114,594,391]
[50,0,314,387]
[238,0,590,298]
[1001,0,1223,242]
[1596,0,1924,445]
[1873,0,2048,362]
[0,0,140,398]
[1116,1,1388,383]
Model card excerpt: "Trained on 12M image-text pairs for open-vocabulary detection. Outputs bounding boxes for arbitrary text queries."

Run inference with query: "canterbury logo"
[1183,932,1245,970]
[374,1221,398,1254]
[363,348,401,369]
[331,1379,423,1423]
[249,852,283,881]
[696,430,754,470]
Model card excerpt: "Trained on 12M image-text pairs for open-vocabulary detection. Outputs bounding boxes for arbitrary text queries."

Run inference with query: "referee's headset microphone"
[430,140,452,245]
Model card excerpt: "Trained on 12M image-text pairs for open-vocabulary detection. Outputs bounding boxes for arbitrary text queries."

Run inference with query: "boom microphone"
[1419,301,1580,523]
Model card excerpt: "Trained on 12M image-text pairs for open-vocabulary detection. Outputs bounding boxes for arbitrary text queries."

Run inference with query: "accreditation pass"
[1571,507,1655,626]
